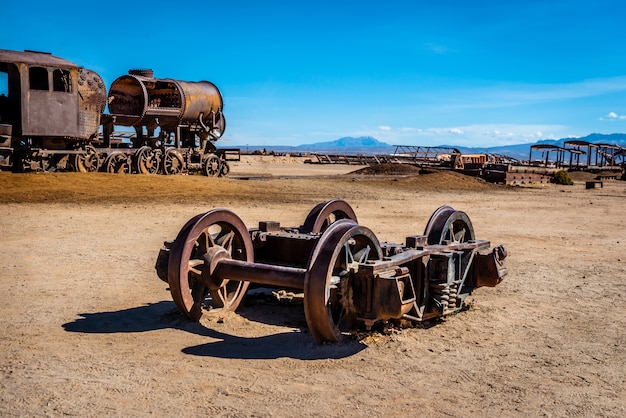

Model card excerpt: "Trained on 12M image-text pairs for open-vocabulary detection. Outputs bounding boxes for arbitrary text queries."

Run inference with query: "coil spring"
[429,280,460,314]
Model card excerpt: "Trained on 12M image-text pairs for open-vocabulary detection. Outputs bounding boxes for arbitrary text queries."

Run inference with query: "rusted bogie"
[156,199,507,344]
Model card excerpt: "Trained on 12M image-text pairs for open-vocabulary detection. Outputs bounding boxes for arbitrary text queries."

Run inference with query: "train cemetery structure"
[310,142,625,185]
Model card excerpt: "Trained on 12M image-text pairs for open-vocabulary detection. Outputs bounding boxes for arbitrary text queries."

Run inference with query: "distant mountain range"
[300,136,389,149]
[238,133,626,161]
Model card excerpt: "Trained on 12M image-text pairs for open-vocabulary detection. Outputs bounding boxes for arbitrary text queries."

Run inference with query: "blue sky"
[2,0,626,147]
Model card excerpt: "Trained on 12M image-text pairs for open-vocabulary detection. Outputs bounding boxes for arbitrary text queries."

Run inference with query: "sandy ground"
[0,159,624,417]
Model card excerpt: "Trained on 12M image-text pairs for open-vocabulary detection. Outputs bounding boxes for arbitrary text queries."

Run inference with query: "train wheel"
[202,153,221,176]
[134,146,160,174]
[304,220,382,343]
[424,205,475,245]
[38,157,52,172]
[72,145,101,172]
[163,148,184,175]
[219,160,230,177]
[17,155,39,172]
[104,152,130,174]
[168,209,253,320]
[301,199,358,234]
[27,155,51,172]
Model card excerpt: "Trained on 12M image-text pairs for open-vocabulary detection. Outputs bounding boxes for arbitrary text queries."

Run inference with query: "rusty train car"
[0,49,234,175]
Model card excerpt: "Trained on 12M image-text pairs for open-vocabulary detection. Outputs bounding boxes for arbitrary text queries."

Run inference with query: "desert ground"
[0,156,624,417]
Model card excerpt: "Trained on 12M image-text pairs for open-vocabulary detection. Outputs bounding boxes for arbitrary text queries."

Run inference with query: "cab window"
[29,66,49,90]
[0,70,7,96]
[53,69,71,92]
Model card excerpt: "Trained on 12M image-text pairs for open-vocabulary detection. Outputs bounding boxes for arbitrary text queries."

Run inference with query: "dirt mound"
[350,163,422,175]
[0,166,499,204]
[567,169,624,182]
[347,165,498,192]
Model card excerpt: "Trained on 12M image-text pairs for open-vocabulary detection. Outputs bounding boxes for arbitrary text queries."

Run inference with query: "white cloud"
[390,124,570,147]
[292,124,571,148]
[600,111,626,120]
[377,125,392,131]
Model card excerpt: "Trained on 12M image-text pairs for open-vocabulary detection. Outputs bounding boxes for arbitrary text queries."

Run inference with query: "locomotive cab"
[0,49,106,169]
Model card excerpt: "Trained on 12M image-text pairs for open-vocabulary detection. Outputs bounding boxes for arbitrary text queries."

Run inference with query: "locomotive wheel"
[104,152,130,174]
[134,146,160,174]
[72,145,101,172]
[168,209,253,320]
[203,153,221,177]
[37,157,52,172]
[424,205,475,245]
[301,199,358,234]
[163,148,184,175]
[304,220,383,343]
[26,155,51,172]
[17,154,46,172]
[219,160,230,177]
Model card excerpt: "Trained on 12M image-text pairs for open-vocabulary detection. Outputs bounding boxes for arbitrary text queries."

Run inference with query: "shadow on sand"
[62,300,365,360]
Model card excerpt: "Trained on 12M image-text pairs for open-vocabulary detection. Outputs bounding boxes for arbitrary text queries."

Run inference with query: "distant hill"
[241,136,395,155]
[300,136,389,148]
[295,136,394,154]
[237,133,626,160]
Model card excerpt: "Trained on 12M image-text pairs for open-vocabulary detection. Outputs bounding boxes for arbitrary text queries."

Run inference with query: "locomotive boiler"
[107,69,225,136]
[0,49,236,175]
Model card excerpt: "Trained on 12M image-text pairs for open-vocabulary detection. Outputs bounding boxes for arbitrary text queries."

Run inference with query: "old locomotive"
[156,200,507,343]
[0,49,235,174]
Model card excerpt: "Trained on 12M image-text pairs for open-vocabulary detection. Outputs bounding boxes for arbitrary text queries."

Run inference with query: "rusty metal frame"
[156,200,507,344]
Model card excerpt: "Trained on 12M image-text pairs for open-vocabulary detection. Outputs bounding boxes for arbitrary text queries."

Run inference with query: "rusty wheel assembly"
[157,201,507,343]
[134,146,160,174]
[304,220,383,343]
[163,147,184,175]
[167,209,253,320]
[301,199,358,233]
[424,205,475,245]
[203,153,221,177]
[104,151,130,174]
[72,145,102,172]
[220,160,230,177]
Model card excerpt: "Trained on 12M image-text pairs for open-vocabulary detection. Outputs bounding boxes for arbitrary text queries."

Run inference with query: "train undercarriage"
[156,200,508,344]
[1,129,239,176]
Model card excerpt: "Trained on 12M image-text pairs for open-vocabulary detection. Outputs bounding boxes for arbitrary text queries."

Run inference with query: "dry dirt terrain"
[1,157,624,417]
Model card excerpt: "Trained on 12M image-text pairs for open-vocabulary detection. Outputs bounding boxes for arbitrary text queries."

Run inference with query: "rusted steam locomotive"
[0,49,235,175]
